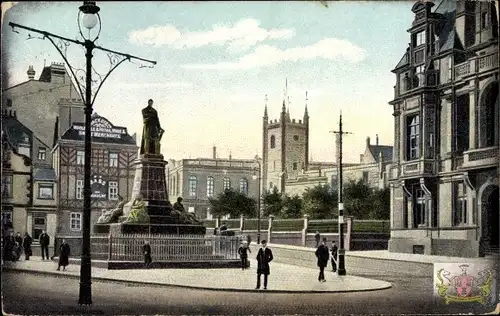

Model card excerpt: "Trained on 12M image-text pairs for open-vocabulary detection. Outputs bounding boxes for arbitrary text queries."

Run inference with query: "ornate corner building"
[388,0,499,257]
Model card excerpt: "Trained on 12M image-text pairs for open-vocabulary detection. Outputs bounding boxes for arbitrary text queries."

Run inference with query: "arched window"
[239,178,248,195]
[270,135,276,148]
[206,176,214,197]
[189,176,197,197]
[223,177,231,191]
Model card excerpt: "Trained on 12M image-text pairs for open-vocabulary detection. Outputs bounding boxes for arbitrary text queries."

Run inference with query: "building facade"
[167,147,260,219]
[52,113,138,236]
[1,110,58,242]
[388,0,499,257]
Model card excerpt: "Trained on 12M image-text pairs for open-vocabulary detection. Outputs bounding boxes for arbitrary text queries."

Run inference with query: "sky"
[2,1,417,163]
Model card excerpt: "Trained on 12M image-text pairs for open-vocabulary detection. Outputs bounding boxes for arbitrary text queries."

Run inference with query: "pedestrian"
[255,240,273,290]
[3,231,16,261]
[213,227,218,235]
[315,237,329,282]
[330,240,338,272]
[14,232,23,257]
[246,234,252,245]
[22,232,32,260]
[220,222,228,236]
[314,231,321,248]
[238,240,251,270]
[39,230,50,260]
[143,240,152,268]
[57,239,70,271]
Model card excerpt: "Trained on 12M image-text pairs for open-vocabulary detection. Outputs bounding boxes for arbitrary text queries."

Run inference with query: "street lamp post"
[253,156,262,244]
[331,112,352,276]
[8,1,156,306]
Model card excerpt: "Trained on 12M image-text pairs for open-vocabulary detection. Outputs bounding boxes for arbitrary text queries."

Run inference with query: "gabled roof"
[368,145,393,163]
[394,50,409,70]
[1,114,33,149]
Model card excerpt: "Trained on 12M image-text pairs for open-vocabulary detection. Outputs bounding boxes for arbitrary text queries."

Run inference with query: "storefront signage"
[74,117,127,139]
[90,175,108,200]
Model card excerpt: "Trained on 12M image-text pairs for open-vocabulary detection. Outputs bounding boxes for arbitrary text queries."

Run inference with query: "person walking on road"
[57,239,70,271]
[315,237,329,282]
[314,231,321,248]
[39,230,50,260]
[256,240,273,290]
[22,232,32,260]
[238,241,251,270]
[330,240,338,272]
[143,240,152,268]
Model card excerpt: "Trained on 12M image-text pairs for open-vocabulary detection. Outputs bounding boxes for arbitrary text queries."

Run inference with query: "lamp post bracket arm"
[94,44,157,65]
[9,22,84,46]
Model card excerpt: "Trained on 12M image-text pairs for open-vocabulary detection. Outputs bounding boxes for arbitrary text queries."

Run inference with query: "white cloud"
[128,18,295,52]
[181,38,366,70]
[117,82,193,89]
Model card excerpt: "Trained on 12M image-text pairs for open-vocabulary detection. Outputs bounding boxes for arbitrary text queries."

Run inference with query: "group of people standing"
[315,237,338,282]
[3,231,33,261]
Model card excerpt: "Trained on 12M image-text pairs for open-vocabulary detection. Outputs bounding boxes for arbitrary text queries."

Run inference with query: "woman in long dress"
[57,239,70,271]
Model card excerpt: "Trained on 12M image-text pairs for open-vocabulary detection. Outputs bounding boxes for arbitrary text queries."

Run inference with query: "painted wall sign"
[74,117,127,139]
[90,175,108,200]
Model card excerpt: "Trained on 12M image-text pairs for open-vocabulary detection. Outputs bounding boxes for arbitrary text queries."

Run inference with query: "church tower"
[262,81,310,194]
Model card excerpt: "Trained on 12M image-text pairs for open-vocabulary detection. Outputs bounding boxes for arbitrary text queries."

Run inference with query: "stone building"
[388,0,499,257]
[52,113,138,236]
[167,147,260,219]
[1,110,57,242]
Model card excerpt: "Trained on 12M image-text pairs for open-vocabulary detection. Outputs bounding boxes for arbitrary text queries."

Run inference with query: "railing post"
[267,215,274,243]
[302,214,309,246]
[108,232,112,261]
[215,217,220,229]
[345,216,353,251]
[240,214,245,232]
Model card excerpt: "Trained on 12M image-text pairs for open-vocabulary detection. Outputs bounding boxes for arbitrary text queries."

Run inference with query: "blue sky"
[2,1,416,162]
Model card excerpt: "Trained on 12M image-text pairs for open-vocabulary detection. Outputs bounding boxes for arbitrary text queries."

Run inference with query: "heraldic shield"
[434,263,496,305]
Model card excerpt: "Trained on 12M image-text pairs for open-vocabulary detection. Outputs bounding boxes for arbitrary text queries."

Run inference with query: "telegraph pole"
[331,112,352,276]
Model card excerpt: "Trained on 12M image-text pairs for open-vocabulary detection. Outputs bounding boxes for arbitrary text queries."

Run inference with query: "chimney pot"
[366,136,371,147]
[213,146,216,159]
[376,134,379,145]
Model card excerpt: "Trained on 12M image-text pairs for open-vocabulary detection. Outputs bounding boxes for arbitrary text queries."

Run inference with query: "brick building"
[52,113,138,236]
[388,0,499,257]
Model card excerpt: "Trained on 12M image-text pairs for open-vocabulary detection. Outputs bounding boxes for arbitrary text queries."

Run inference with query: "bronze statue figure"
[96,195,126,224]
[140,99,165,155]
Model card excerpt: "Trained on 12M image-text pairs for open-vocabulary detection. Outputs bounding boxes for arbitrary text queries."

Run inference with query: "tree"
[208,188,256,218]
[262,187,283,217]
[301,184,338,219]
[343,179,373,219]
[281,195,303,218]
[369,187,390,219]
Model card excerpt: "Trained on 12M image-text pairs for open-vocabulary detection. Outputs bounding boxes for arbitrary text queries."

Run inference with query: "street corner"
[433,262,498,308]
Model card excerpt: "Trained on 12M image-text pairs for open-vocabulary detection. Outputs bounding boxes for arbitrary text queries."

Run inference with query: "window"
[206,177,214,197]
[481,11,489,29]
[38,184,54,199]
[362,171,369,184]
[76,179,83,200]
[293,162,298,170]
[223,177,231,191]
[109,153,118,167]
[406,115,420,160]
[32,214,46,240]
[455,94,470,153]
[1,175,13,198]
[415,30,426,47]
[453,182,467,226]
[108,181,118,200]
[189,176,197,197]
[239,178,248,195]
[414,65,425,87]
[414,188,426,227]
[270,135,276,148]
[448,56,453,81]
[414,50,424,64]
[70,212,82,231]
[77,150,85,165]
[18,146,30,157]
[2,212,13,226]
[6,98,12,107]
[37,147,46,161]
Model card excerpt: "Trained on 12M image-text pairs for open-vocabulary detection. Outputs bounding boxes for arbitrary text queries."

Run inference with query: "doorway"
[485,186,499,251]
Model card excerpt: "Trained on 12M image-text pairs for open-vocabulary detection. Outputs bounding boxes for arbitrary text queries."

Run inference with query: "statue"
[96,196,126,224]
[124,195,150,223]
[172,197,200,224]
[140,99,165,155]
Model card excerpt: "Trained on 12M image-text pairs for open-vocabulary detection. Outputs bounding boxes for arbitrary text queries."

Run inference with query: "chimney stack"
[366,136,371,147]
[229,151,232,160]
[376,134,379,145]
[27,65,36,80]
[213,145,217,159]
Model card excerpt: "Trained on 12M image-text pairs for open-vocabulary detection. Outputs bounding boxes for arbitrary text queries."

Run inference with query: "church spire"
[304,91,309,119]
[282,78,287,113]
[286,95,291,121]
[264,94,268,118]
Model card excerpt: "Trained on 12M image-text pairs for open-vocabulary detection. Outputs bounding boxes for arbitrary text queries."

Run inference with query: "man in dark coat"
[3,231,16,261]
[57,239,70,271]
[39,230,50,260]
[315,237,329,282]
[330,240,338,272]
[22,232,32,260]
[143,240,152,268]
[14,232,23,247]
[256,240,273,290]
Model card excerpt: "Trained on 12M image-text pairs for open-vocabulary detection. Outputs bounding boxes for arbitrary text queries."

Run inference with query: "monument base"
[94,221,206,235]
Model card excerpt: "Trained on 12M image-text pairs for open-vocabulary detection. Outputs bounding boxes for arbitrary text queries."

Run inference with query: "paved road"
[2,271,495,315]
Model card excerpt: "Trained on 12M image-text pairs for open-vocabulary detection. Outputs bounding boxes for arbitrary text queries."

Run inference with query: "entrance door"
[486,186,499,250]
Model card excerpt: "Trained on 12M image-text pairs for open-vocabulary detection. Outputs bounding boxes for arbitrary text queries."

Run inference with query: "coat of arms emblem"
[435,263,495,305]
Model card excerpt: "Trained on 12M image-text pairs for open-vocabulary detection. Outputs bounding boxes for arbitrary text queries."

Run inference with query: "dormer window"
[481,11,489,29]
[414,30,426,47]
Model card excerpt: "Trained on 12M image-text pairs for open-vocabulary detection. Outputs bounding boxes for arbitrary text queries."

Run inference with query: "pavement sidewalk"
[2,256,392,293]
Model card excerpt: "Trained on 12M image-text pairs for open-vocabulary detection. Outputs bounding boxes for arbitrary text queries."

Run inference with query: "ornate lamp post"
[9,1,156,306]
[252,155,262,244]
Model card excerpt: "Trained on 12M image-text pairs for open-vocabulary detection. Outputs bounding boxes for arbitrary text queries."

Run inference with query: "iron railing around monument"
[89,234,243,262]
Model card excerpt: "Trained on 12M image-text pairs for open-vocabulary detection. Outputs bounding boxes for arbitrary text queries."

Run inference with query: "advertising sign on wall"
[90,175,108,200]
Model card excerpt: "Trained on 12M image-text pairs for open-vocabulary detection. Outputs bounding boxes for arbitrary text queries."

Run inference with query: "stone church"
[388,0,499,258]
